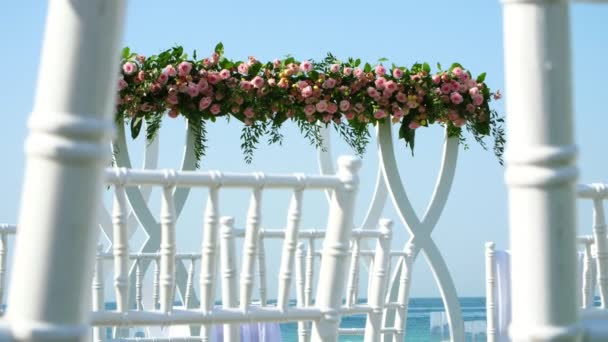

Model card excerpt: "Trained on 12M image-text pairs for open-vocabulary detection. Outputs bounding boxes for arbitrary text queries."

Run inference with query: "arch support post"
[501,0,581,340]
[4,1,125,341]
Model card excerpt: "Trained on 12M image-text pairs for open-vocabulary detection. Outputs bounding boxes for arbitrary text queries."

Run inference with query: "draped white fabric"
[493,250,585,341]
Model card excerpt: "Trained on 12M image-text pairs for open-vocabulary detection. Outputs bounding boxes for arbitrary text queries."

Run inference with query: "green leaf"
[476,72,487,83]
[364,63,372,73]
[121,47,131,59]
[214,42,224,55]
[192,49,197,60]
[436,62,442,70]
[130,117,143,139]
[249,62,263,77]
[354,58,361,67]
[378,57,388,63]
[399,122,416,156]
[423,62,431,73]
[450,62,463,70]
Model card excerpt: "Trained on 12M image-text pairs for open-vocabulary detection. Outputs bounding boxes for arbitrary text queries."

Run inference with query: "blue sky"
[0,1,607,298]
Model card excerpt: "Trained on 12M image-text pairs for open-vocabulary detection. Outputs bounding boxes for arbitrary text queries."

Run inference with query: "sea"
[106,297,487,341]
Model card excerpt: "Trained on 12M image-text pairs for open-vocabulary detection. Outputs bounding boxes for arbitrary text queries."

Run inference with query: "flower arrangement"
[116,43,505,166]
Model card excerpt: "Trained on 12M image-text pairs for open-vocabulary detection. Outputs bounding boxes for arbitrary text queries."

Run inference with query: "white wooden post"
[220,216,240,342]
[296,243,309,342]
[311,156,361,342]
[4,1,125,339]
[113,181,129,312]
[200,186,220,340]
[184,257,196,308]
[393,243,414,342]
[485,242,497,342]
[160,178,177,313]
[153,256,160,310]
[305,238,316,306]
[364,219,392,342]
[345,237,361,308]
[592,199,608,308]
[240,186,263,311]
[135,258,143,311]
[502,0,581,340]
[257,235,268,306]
[92,244,105,342]
[277,189,304,311]
[0,232,7,311]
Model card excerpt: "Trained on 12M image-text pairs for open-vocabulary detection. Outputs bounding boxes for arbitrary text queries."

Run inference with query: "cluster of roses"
[116,47,500,135]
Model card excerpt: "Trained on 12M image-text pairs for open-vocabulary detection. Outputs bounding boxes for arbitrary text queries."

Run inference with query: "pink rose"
[244,107,255,118]
[178,62,192,76]
[466,103,476,113]
[136,55,146,64]
[374,109,387,119]
[392,68,404,79]
[300,60,313,72]
[450,81,460,92]
[149,83,161,93]
[339,100,350,112]
[304,104,316,116]
[409,121,420,129]
[460,72,470,81]
[450,92,463,104]
[219,69,231,80]
[327,102,338,114]
[432,75,441,84]
[118,78,128,90]
[375,65,386,76]
[330,64,340,73]
[211,52,220,63]
[198,79,209,91]
[367,87,379,98]
[452,67,464,77]
[323,78,336,89]
[343,67,353,76]
[384,80,397,93]
[469,87,480,96]
[122,62,137,75]
[301,86,313,98]
[240,80,253,90]
[187,82,199,97]
[278,78,289,89]
[207,72,220,85]
[136,70,145,82]
[273,59,281,69]
[215,92,224,101]
[252,76,265,89]
[354,68,364,78]
[238,63,249,74]
[231,106,240,113]
[199,97,212,110]
[210,104,221,115]
[345,112,355,120]
[396,92,407,103]
[166,94,179,105]
[493,90,502,100]
[454,118,466,127]
[164,65,177,77]
[393,109,405,118]
[473,94,484,106]
[315,100,328,113]
[375,77,386,90]
[354,103,365,113]
[158,72,169,84]
[234,96,244,105]
[441,83,452,94]
[466,79,477,89]
[323,114,332,123]
[267,78,276,87]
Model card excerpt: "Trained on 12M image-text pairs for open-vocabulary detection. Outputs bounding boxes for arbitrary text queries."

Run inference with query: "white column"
[501,0,581,340]
[4,1,125,341]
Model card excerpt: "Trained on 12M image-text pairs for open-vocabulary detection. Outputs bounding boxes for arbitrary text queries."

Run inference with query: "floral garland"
[116,43,505,167]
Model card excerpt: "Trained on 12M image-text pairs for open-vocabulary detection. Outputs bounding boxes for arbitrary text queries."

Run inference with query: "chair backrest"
[91,155,361,342]
[485,235,601,342]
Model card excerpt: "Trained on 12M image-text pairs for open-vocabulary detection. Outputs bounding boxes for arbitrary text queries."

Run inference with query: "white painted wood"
[305,238,316,307]
[580,237,596,309]
[4,1,125,340]
[240,186,263,311]
[220,216,240,342]
[278,189,304,311]
[311,156,361,341]
[135,259,143,311]
[159,179,177,313]
[591,199,608,308]
[0,231,8,311]
[92,244,106,342]
[485,242,497,342]
[377,119,464,341]
[113,182,130,312]
[257,235,268,306]
[295,243,309,342]
[364,219,392,342]
[502,0,581,340]
[184,258,196,308]
[393,243,414,342]
[153,257,160,310]
[199,186,219,340]
[345,238,362,308]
